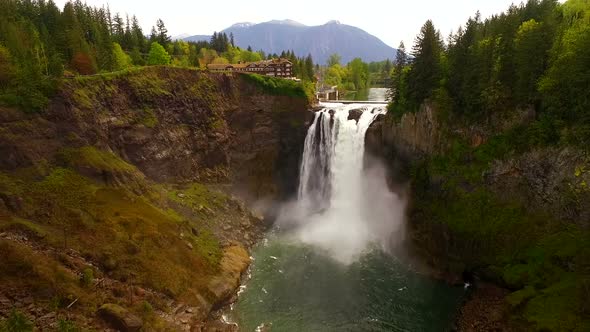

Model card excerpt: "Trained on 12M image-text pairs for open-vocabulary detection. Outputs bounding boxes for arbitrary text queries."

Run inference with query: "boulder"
[347,108,363,122]
[98,303,142,332]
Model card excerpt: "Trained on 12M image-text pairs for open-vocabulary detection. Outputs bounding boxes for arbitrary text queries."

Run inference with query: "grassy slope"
[0,147,224,299]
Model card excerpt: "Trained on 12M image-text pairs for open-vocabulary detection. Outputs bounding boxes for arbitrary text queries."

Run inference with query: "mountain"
[184,20,396,64]
[172,33,192,40]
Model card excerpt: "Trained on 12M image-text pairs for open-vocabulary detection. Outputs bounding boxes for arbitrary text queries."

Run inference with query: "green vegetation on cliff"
[242,74,315,101]
[409,137,590,330]
[384,0,590,330]
[0,148,238,328]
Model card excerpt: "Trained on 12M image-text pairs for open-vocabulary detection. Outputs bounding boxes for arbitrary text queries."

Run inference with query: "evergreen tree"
[514,19,550,105]
[406,20,444,109]
[305,54,315,82]
[112,13,124,43]
[156,19,170,46]
[122,14,132,50]
[131,16,145,52]
[388,41,407,102]
[149,26,157,44]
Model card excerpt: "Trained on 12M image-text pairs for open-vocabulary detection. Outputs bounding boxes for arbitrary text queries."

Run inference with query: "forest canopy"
[388,0,590,146]
[0,0,317,111]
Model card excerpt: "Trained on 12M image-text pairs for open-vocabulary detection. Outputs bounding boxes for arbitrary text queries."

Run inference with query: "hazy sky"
[56,0,532,49]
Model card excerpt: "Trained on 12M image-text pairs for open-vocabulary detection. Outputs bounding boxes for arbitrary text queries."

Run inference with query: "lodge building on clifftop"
[207,58,294,78]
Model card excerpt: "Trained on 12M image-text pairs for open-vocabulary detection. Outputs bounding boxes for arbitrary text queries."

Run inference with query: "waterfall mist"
[277,103,406,264]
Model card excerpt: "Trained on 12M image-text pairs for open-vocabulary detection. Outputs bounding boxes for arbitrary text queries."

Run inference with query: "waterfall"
[287,102,405,264]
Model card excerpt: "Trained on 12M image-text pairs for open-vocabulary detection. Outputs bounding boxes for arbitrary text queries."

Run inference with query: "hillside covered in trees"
[389,0,590,147]
[0,0,317,112]
[377,0,590,330]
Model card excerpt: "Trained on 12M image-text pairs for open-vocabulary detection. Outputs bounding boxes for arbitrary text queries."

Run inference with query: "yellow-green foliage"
[59,147,136,173]
[193,229,223,267]
[241,74,314,101]
[127,70,171,98]
[0,217,48,239]
[31,168,96,211]
[76,187,221,300]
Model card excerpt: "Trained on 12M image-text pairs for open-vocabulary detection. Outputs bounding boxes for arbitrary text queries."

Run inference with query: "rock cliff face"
[0,67,313,330]
[1,67,312,205]
[380,103,445,158]
[369,104,590,223]
[367,103,590,331]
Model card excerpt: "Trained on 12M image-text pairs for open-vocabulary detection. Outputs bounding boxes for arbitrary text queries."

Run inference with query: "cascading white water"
[287,102,406,264]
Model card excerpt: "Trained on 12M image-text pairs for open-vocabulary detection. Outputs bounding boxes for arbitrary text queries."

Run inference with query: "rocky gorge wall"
[0,67,313,330]
[1,66,312,205]
[367,103,590,331]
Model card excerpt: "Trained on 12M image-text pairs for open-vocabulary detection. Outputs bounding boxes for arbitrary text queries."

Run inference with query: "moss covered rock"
[98,303,142,332]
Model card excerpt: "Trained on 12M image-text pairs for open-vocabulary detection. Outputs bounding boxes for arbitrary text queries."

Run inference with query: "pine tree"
[388,41,407,102]
[406,20,444,109]
[122,14,132,50]
[514,19,549,105]
[305,54,315,82]
[112,13,124,43]
[131,16,145,52]
[156,19,170,46]
[149,26,157,43]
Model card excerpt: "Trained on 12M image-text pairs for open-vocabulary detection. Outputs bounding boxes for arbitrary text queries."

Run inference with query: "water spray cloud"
[279,103,406,264]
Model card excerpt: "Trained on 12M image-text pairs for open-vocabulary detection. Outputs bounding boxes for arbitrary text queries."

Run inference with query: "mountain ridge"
[184,20,396,64]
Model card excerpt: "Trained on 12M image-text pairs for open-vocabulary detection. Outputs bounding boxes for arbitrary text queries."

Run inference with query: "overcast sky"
[55,0,543,49]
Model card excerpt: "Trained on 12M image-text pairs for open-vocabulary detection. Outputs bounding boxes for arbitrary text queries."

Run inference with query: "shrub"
[147,42,171,66]
[57,319,79,332]
[1,309,33,332]
[80,268,94,287]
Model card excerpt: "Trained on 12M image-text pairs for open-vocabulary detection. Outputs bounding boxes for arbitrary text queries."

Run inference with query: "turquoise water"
[230,235,464,332]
